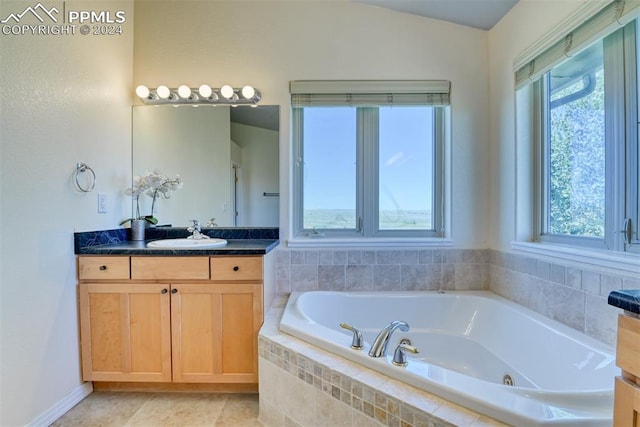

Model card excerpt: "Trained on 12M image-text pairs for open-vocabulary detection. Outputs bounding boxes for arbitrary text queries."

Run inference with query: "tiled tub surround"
[275,248,640,346]
[276,248,489,295]
[259,297,508,427]
[261,248,637,427]
[488,250,639,347]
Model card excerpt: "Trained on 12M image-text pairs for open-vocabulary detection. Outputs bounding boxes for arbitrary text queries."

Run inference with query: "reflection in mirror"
[132,105,279,228]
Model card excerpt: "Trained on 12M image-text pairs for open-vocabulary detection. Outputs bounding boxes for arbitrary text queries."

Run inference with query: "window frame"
[292,105,445,239]
[534,21,640,254]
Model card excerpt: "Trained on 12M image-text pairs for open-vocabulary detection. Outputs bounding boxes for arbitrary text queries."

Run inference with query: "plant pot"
[131,219,146,241]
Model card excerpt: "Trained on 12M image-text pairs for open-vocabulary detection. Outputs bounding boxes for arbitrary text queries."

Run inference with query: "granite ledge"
[75,227,279,256]
[608,290,640,315]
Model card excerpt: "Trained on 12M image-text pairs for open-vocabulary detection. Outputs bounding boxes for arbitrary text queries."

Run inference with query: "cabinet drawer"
[78,256,130,280]
[211,256,262,281]
[131,257,210,280]
[617,314,640,378]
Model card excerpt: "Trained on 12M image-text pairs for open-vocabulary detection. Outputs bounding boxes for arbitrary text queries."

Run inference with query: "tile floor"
[51,392,262,426]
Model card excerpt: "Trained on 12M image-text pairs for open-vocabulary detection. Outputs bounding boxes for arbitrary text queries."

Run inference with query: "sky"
[303,106,434,212]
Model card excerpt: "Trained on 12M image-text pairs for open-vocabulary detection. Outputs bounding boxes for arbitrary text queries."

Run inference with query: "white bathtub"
[279,291,617,427]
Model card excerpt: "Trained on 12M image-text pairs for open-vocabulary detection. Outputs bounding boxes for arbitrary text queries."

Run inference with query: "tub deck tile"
[470,415,511,427]
[434,401,481,426]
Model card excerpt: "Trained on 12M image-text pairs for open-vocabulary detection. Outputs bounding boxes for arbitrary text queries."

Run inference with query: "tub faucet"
[368,320,409,358]
[392,339,420,366]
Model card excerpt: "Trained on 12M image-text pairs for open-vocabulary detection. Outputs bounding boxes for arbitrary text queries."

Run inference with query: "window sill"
[511,241,640,274]
[287,237,454,249]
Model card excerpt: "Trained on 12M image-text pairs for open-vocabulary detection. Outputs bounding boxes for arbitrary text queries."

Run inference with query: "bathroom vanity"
[75,228,278,392]
[609,290,640,426]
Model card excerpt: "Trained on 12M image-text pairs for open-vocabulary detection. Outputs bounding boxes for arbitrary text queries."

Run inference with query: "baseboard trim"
[26,382,93,427]
[93,381,258,393]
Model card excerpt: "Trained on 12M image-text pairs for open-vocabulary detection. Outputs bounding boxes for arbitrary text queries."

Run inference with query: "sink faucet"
[368,320,409,358]
[187,220,209,240]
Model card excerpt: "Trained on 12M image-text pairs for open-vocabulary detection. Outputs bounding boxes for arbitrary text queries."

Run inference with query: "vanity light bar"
[135,84,261,106]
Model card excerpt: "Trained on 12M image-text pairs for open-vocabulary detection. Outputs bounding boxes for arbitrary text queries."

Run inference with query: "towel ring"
[74,162,96,192]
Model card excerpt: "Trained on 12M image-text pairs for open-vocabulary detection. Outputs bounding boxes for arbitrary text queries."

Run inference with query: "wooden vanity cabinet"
[614,313,640,427]
[78,281,172,382]
[171,281,262,383]
[77,255,264,388]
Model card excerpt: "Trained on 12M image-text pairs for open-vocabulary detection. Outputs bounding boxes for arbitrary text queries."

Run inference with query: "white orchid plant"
[121,169,183,226]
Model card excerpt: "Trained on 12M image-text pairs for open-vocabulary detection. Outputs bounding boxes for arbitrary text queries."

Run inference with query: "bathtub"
[279,291,617,427]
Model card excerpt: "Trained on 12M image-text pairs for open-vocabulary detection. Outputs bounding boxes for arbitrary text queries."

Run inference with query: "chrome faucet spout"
[187,219,209,240]
[368,320,409,358]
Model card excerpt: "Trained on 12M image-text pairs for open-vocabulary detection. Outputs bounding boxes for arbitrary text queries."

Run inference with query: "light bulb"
[178,85,192,99]
[156,85,171,99]
[241,85,255,99]
[198,84,212,98]
[220,85,234,99]
[135,85,150,98]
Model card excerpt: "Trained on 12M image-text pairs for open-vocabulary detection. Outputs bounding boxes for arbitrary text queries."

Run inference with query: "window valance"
[514,0,640,89]
[290,80,450,107]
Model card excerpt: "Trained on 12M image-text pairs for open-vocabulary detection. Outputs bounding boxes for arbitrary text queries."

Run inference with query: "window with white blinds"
[290,80,449,239]
[519,6,640,255]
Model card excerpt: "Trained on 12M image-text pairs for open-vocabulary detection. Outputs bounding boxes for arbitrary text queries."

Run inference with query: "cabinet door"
[171,283,263,383]
[614,376,640,427]
[79,283,172,382]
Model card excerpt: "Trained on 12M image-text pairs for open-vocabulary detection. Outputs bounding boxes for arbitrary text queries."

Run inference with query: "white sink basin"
[146,238,228,249]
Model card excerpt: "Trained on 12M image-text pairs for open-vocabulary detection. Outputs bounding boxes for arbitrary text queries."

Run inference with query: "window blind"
[290,80,450,107]
[514,0,640,89]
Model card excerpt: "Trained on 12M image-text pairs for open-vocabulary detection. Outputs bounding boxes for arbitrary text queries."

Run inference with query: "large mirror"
[132,105,279,227]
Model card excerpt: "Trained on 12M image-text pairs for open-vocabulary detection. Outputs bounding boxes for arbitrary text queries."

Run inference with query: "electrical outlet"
[98,192,107,213]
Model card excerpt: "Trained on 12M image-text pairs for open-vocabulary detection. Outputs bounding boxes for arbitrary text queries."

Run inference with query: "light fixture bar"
[136,85,261,105]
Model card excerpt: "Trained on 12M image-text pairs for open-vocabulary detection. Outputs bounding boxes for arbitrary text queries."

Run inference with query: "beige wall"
[0,1,133,424]
[133,0,491,247]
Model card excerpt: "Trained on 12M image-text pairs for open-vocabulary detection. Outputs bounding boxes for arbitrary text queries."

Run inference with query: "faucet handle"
[392,339,419,366]
[339,322,364,350]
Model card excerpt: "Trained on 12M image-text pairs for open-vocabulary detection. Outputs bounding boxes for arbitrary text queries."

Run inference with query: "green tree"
[549,70,605,237]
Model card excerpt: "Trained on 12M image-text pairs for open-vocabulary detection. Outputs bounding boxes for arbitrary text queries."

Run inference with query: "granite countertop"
[608,290,640,315]
[74,227,279,256]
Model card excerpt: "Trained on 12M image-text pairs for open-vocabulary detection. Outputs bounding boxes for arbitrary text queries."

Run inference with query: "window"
[291,81,448,239]
[301,107,357,230]
[534,22,639,253]
[543,42,606,240]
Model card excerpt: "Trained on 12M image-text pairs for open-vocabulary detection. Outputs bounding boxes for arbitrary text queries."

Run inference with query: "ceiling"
[230,106,280,132]
[355,0,519,30]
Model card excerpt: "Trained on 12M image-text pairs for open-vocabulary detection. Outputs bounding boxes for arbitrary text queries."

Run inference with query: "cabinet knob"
[161,289,168,294]
[171,288,178,294]
[233,266,239,271]
[99,265,107,271]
